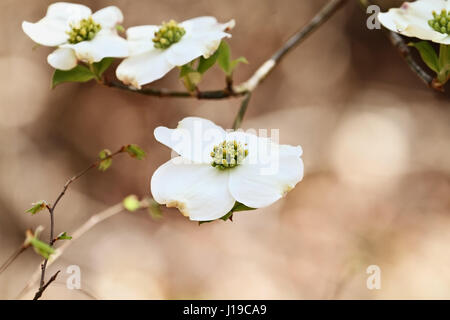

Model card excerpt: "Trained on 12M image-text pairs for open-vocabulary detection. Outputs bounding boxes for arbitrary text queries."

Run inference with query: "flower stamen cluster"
[210,140,248,170]
[428,9,450,34]
[152,20,186,49]
[66,16,101,44]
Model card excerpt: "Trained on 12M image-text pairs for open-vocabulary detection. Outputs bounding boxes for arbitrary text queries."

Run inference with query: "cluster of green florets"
[211,140,248,170]
[428,9,450,34]
[153,20,186,49]
[66,17,102,44]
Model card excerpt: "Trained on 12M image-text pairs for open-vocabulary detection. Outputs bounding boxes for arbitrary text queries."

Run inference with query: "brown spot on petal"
[167,201,189,217]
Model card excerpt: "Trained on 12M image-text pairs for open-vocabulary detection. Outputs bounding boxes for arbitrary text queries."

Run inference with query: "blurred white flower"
[22,2,128,70]
[116,17,235,89]
[150,117,304,221]
[378,0,450,44]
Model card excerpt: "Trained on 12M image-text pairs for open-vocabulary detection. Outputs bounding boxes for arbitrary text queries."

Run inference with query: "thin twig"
[106,0,348,98]
[33,270,60,300]
[232,93,252,130]
[0,245,28,275]
[32,146,128,300]
[18,199,151,299]
[359,0,439,91]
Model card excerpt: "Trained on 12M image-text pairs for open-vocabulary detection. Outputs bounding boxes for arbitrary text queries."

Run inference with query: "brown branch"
[359,0,439,91]
[18,198,152,299]
[105,0,349,99]
[232,92,252,130]
[32,146,128,300]
[0,245,28,275]
[33,270,60,300]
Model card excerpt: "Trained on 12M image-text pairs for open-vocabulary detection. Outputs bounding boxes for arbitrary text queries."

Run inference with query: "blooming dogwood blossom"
[22,2,128,70]
[378,0,450,44]
[150,117,304,221]
[116,17,235,89]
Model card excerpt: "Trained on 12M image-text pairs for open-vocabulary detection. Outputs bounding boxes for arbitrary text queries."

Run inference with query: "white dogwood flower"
[150,117,304,221]
[22,2,128,70]
[378,0,450,44]
[116,17,235,89]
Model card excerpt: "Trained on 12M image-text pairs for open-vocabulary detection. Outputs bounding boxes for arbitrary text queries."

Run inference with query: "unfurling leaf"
[179,64,196,77]
[57,232,72,240]
[148,199,162,220]
[26,201,47,215]
[230,56,249,73]
[98,149,113,171]
[30,238,55,259]
[217,41,231,75]
[438,44,450,84]
[125,144,146,160]
[123,195,141,212]
[92,57,114,78]
[182,72,202,91]
[197,50,220,74]
[24,226,55,259]
[51,65,95,88]
[409,41,440,74]
[216,41,248,76]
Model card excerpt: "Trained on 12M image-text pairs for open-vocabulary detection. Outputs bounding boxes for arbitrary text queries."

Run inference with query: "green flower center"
[211,140,249,170]
[66,17,101,44]
[428,9,450,34]
[152,20,186,49]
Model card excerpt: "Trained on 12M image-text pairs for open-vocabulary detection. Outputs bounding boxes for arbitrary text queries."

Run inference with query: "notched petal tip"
[224,19,236,31]
[166,201,190,217]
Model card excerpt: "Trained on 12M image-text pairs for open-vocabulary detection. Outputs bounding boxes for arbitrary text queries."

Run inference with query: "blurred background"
[0,0,449,299]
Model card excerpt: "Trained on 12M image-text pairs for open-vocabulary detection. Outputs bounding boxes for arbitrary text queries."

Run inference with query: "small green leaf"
[179,64,196,77]
[125,144,146,160]
[26,201,47,215]
[57,232,72,240]
[438,44,450,84]
[217,41,231,75]
[51,65,95,88]
[92,58,114,78]
[116,25,125,33]
[220,211,233,221]
[409,41,440,74]
[123,195,141,212]
[148,199,162,220]
[30,238,55,259]
[230,201,255,212]
[98,149,113,171]
[197,50,220,74]
[229,56,248,73]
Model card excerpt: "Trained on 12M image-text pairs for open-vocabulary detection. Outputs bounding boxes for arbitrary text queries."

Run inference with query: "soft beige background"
[0,0,449,299]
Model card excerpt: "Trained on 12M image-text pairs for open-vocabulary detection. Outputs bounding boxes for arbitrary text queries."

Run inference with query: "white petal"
[378,0,448,44]
[61,30,128,64]
[92,6,123,29]
[126,25,159,56]
[126,25,160,40]
[115,49,173,89]
[166,31,231,66]
[165,17,234,65]
[47,47,77,70]
[46,2,92,21]
[151,157,235,221]
[22,20,68,47]
[154,117,226,164]
[180,17,235,34]
[229,142,304,208]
